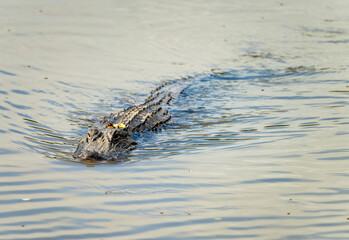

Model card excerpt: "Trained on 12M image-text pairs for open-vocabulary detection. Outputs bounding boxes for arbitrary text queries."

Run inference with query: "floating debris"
[324,19,334,22]
[111,118,125,129]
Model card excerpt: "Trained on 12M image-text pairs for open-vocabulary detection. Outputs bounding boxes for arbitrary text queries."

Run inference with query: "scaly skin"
[73,80,187,161]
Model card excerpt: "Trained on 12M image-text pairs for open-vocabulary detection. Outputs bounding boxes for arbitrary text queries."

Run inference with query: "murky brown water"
[1,0,349,239]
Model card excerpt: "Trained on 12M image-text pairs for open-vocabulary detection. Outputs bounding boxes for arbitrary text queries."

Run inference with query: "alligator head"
[73,126,137,161]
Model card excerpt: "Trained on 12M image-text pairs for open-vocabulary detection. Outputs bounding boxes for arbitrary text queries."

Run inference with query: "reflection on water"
[1,0,349,239]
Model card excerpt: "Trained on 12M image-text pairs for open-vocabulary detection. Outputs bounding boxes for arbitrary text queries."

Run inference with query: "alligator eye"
[112,131,119,140]
[88,128,99,138]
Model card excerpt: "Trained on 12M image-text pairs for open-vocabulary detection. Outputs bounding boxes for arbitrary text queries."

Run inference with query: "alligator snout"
[73,127,137,161]
[77,151,104,161]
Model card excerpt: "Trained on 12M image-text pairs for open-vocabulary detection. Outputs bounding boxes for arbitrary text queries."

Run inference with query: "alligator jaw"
[73,151,106,161]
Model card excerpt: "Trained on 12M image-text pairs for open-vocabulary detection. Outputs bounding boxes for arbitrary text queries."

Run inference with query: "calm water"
[1,0,349,239]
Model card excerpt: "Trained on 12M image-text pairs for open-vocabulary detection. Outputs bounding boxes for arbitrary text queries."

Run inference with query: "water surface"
[1,0,349,239]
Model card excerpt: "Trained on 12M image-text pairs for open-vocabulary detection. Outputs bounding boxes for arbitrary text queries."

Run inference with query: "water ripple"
[0,69,16,76]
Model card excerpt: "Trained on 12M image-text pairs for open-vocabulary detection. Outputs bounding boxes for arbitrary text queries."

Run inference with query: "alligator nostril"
[82,151,104,160]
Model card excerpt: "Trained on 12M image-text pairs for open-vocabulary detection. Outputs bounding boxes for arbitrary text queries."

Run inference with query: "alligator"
[73,79,188,161]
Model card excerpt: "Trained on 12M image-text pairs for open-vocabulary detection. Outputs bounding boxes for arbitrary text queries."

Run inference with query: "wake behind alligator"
[73,78,189,161]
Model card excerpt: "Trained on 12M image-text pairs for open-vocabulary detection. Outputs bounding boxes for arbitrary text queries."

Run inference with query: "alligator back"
[101,79,187,132]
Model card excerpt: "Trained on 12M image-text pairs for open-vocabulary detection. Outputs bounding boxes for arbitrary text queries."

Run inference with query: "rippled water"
[1,0,349,239]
